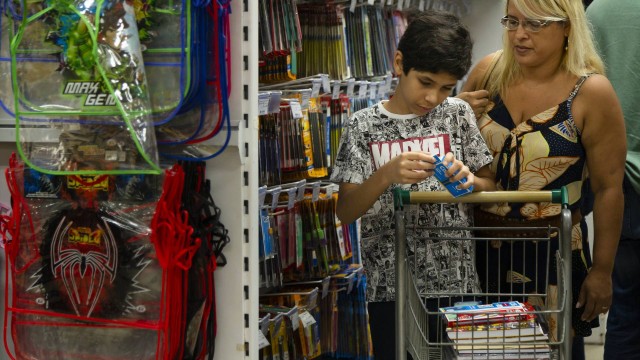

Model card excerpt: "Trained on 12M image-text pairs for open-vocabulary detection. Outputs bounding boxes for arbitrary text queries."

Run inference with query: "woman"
[458,0,626,358]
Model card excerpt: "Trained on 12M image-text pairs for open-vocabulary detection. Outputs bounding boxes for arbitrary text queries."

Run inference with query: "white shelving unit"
[206,0,259,357]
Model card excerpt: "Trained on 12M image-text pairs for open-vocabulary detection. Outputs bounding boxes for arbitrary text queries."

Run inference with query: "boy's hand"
[382,151,436,185]
[456,90,489,119]
[441,152,474,189]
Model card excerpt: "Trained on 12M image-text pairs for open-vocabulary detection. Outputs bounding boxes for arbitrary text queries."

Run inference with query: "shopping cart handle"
[393,188,567,206]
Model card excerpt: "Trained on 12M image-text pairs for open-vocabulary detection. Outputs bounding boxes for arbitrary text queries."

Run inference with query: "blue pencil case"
[433,154,473,197]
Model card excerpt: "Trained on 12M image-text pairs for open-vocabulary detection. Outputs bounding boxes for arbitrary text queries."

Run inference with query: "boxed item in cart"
[433,154,473,197]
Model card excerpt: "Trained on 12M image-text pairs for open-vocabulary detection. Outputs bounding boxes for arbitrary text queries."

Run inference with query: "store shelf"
[208,0,259,358]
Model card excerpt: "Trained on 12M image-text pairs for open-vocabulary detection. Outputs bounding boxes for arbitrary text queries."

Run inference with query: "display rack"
[204,0,259,357]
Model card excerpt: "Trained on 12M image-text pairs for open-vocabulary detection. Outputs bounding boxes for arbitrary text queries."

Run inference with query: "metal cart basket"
[393,189,572,360]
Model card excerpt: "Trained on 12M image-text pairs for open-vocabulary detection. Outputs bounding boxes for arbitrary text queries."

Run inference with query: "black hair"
[397,10,472,79]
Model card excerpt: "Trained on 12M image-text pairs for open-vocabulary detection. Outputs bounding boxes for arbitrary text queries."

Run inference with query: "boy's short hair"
[397,10,472,79]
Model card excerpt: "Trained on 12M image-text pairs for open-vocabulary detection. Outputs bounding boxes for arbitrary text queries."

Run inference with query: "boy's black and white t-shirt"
[331,98,493,302]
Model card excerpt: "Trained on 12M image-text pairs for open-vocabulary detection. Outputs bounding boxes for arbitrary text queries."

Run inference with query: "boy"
[330,11,494,359]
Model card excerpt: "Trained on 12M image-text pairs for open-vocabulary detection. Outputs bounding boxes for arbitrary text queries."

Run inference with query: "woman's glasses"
[500,16,565,33]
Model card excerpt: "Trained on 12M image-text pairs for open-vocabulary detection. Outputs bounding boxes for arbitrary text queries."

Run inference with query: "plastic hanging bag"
[10,0,161,175]
[1,154,200,359]
[139,0,195,126]
[155,2,216,144]
[182,0,230,144]
[156,0,229,146]
[157,0,231,160]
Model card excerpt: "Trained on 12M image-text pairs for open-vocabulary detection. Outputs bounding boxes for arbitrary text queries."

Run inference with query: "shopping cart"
[393,189,572,360]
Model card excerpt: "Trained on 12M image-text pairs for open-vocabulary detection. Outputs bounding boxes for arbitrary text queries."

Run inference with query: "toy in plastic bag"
[1,154,202,359]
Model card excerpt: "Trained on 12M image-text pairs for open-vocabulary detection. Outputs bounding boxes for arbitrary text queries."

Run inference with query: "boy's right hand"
[381,152,436,185]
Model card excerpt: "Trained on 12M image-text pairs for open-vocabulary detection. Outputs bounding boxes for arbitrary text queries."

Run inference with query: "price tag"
[321,74,331,94]
[258,330,270,350]
[300,90,311,110]
[335,217,346,258]
[270,188,281,210]
[356,271,363,289]
[367,0,374,5]
[311,79,321,98]
[289,310,300,331]
[418,0,425,11]
[326,184,335,198]
[347,274,355,294]
[268,92,282,114]
[259,186,267,208]
[258,93,270,115]
[359,82,368,99]
[290,101,303,119]
[349,0,357,13]
[322,277,330,299]
[288,188,297,210]
[332,82,340,100]
[346,78,355,97]
[369,83,377,100]
[311,182,320,202]
[296,182,306,202]
[396,0,403,10]
[378,81,386,98]
[299,310,317,328]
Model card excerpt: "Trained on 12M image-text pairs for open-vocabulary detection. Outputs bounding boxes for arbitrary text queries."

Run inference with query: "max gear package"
[0,154,224,359]
[6,0,160,175]
[1,0,233,165]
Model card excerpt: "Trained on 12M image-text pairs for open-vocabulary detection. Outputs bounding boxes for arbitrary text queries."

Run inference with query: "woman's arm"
[575,74,626,322]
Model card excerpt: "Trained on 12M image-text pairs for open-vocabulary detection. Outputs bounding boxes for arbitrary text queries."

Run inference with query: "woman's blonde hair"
[486,0,604,98]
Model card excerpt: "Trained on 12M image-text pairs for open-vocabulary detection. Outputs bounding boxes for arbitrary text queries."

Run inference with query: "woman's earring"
[565,38,569,51]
